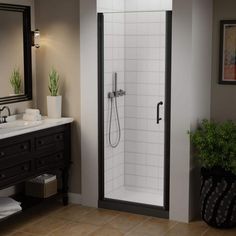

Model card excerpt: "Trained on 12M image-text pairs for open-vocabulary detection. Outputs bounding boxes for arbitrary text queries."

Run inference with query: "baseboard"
[68,193,82,204]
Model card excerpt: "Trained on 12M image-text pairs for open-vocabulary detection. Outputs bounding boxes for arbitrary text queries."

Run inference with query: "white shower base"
[106,186,163,206]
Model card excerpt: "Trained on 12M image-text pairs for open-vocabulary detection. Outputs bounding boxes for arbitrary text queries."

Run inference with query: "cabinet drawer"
[0,141,31,162]
[36,152,64,170]
[35,132,64,151]
[0,161,31,183]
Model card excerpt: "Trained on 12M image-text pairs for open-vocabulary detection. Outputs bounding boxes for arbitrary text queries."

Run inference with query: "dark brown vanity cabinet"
[0,124,71,205]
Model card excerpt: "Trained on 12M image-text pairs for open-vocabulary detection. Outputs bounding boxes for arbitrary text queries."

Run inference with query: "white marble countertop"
[0,117,73,140]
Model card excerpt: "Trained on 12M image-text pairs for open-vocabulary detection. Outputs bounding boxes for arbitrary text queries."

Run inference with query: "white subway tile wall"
[102,9,167,206]
[97,0,172,12]
[104,12,125,196]
[97,0,124,13]
[124,11,166,195]
[125,0,172,12]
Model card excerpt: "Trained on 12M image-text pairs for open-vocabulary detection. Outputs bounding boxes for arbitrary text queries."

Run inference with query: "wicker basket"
[200,167,236,228]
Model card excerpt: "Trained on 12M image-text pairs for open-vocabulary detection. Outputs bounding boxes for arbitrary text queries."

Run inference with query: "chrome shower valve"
[108,89,126,99]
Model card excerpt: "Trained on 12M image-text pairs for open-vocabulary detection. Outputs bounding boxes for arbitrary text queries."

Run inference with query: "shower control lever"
[157,101,163,124]
[116,89,126,97]
[108,92,115,99]
[108,89,126,99]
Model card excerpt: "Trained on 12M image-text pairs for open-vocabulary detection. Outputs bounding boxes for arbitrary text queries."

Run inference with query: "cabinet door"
[0,161,31,187]
[36,152,65,172]
[0,139,32,168]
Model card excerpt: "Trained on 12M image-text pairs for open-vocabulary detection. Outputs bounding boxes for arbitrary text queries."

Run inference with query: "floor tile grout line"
[9,231,44,236]
[79,210,123,231]
[51,207,99,225]
[19,215,68,236]
[17,206,99,236]
[17,205,93,235]
[7,204,233,236]
[86,212,123,236]
[10,214,52,234]
[48,207,103,236]
[124,216,152,235]
[162,221,179,236]
[201,227,210,236]
[45,216,99,236]
[42,218,71,236]
[104,211,123,224]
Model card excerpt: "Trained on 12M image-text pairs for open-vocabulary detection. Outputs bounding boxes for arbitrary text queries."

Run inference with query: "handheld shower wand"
[114,72,118,94]
[108,72,126,148]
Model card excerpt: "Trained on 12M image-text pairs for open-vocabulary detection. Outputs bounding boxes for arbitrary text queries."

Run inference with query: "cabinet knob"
[39,160,45,165]
[38,140,44,145]
[22,165,28,171]
[0,152,5,157]
[21,144,28,150]
[0,174,6,178]
[56,154,62,159]
[56,134,62,140]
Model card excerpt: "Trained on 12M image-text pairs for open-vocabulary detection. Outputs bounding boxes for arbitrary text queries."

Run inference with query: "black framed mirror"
[0,3,32,105]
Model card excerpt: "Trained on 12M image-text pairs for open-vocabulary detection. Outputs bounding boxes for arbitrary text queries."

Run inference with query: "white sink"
[0,116,73,139]
[0,120,43,134]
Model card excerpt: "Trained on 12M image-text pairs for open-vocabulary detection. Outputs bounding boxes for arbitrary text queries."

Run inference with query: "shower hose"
[109,95,121,148]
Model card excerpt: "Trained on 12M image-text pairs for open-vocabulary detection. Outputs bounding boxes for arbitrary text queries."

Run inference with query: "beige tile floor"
[0,202,235,236]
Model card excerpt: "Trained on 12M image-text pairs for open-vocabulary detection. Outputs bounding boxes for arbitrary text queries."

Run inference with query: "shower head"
[113,72,118,93]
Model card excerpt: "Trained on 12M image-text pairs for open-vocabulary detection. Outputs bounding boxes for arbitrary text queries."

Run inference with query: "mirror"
[0,4,32,105]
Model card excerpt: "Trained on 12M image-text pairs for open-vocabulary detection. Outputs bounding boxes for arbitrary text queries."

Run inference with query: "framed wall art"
[219,20,236,84]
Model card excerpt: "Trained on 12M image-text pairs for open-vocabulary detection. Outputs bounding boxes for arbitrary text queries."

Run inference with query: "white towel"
[23,114,42,121]
[0,209,22,219]
[0,197,21,213]
[25,109,40,115]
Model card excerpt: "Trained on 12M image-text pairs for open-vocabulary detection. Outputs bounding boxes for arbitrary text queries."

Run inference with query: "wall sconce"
[31,29,40,48]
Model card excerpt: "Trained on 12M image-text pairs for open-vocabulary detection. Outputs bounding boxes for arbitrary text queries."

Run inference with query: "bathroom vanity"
[0,117,73,209]
[0,3,74,220]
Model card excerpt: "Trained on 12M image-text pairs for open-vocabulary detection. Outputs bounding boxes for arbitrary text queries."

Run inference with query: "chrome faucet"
[0,106,11,123]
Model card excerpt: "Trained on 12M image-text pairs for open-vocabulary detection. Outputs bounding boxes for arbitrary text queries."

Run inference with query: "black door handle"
[157,101,163,124]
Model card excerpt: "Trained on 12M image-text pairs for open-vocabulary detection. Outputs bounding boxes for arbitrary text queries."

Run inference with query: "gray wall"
[170,0,212,222]
[0,0,36,197]
[190,0,213,220]
[80,0,98,207]
[35,0,81,194]
[211,0,236,121]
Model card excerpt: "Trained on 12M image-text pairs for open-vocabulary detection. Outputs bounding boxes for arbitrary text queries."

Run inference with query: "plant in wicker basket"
[190,119,236,228]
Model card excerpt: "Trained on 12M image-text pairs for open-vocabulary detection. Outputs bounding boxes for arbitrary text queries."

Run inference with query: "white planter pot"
[47,96,62,118]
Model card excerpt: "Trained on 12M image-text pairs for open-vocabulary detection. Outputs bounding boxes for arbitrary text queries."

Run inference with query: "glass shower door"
[99,11,171,210]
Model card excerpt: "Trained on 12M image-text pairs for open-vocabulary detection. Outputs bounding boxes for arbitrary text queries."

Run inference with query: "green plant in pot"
[10,68,22,95]
[190,119,236,228]
[47,68,61,118]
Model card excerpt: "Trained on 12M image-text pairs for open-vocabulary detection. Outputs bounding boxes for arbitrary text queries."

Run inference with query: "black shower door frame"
[98,11,172,218]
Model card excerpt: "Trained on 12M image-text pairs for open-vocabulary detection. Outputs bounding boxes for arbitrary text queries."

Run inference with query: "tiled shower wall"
[97,0,172,12]
[101,1,168,197]
[97,0,124,13]
[125,0,172,12]
[104,12,125,196]
[124,12,166,192]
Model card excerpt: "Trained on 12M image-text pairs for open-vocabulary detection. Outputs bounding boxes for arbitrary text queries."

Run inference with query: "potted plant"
[190,119,236,228]
[10,68,22,95]
[47,68,61,118]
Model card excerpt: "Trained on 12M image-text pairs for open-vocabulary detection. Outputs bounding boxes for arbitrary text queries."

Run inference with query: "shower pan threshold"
[106,186,163,207]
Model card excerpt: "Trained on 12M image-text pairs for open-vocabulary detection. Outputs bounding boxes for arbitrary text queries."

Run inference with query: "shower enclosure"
[98,10,172,217]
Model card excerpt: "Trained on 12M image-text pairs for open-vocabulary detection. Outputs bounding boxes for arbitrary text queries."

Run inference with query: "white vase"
[47,96,62,118]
